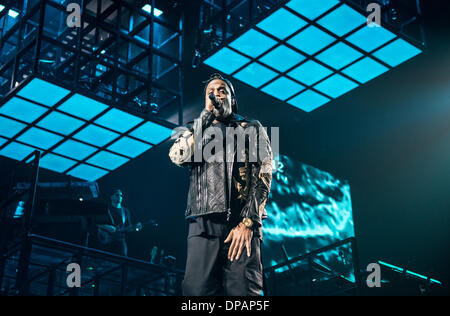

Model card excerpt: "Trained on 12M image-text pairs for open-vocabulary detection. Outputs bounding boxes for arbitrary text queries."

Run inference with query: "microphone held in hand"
[209,93,221,110]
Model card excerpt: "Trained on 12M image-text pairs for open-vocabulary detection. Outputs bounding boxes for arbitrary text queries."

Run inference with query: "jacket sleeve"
[239,122,272,228]
[169,109,215,167]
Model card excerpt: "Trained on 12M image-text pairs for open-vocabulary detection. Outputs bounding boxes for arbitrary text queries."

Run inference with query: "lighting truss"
[198,0,425,112]
[0,0,183,181]
[0,77,173,181]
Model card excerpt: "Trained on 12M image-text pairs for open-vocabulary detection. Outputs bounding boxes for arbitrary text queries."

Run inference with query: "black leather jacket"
[169,109,272,228]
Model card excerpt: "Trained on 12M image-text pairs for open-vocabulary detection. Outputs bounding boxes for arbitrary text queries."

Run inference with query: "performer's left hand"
[224,223,253,262]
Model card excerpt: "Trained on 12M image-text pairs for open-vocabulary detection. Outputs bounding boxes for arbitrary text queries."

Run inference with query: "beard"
[212,100,232,118]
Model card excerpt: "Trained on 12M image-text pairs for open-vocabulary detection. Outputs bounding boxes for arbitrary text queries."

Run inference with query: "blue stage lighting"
[94,108,144,133]
[257,8,307,40]
[0,116,26,138]
[314,73,359,98]
[39,153,77,173]
[142,4,163,17]
[287,25,336,55]
[37,112,85,135]
[8,9,19,18]
[17,78,70,107]
[317,4,366,37]
[203,47,251,75]
[17,127,63,150]
[130,121,172,145]
[346,24,396,52]
[108,136,152,158]
[58,94,108,120]
[288,60,333,86]
[0,97,48,123]
[0,137,6,147]
[316,42,363,70]
[233,62,278,88]
[259,45,306,72]
[86,151,130,171]
[0,75,172,181]
[73,125,120,147]
[53,139,98,160]
[0,5,5,12]
[286,0,339,21]
[261,77,305,101]
[68,164,109,182]
[342,57,388,84]
[373,38,422,67]
[287,90,330,112]
[0,142,39,161]
[229,29,277,58]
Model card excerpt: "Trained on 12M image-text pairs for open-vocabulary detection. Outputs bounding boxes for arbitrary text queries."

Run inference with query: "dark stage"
[0,0,449,297]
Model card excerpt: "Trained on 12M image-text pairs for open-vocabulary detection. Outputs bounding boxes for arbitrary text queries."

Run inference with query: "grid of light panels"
[0,77,173,181]
[203,0,423,112]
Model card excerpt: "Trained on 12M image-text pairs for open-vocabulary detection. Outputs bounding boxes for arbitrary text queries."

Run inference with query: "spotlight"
[0,5,5,12]
[8,9,19,18]
[142,4,163,17]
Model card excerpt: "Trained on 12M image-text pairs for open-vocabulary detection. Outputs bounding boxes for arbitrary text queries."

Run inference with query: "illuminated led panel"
[201,0,423,113]
[86,151,130,171]
[287,26,336,55]
[316,42,363,70]
[259,45,306,72]
[286,0,340,20]
[58,94,109,120]
[17,127,63,150]
[233,62,278,88]
[68,164,109,182]
[37,112,85,135]
[288,60,333,86]
[287,90,330,112]
[17,78,71,107]
[40,153,77,173]
[130,121,172,145]
[203,47,251,75]
[313,74,358,98]
[108,137,152,158]
[261,77,305,101]
[342,57,389,84]
[229,29,277,58]
[0,97,48,123]
[95,108,144,133]
[53,139,98,160]
[317,4,366,37]
[73,125,120,147]
[0,142,39,161]
[346,24,396,52]
[0,137,7,147]
[0,116,26,138]
[373,38,422,67]
[257,8,307,40]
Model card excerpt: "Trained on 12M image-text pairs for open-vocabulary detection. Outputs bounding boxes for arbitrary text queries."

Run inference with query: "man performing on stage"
[169,73,272,296]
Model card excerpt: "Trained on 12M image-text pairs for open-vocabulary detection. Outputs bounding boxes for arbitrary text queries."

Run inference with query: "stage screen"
[262,154,355,283]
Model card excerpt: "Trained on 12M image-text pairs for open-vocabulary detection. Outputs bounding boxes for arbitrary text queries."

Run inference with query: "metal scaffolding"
[0,0,184,126]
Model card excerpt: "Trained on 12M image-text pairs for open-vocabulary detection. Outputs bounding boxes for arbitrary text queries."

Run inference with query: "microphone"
[209,93,220,109]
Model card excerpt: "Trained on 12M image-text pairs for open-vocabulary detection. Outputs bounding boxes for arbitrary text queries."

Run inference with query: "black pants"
[182,234,264,296]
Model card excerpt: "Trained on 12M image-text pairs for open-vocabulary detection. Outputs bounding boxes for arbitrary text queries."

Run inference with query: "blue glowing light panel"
[263,154,355,281]
[0,78,173,182]
[203,0,422,112]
